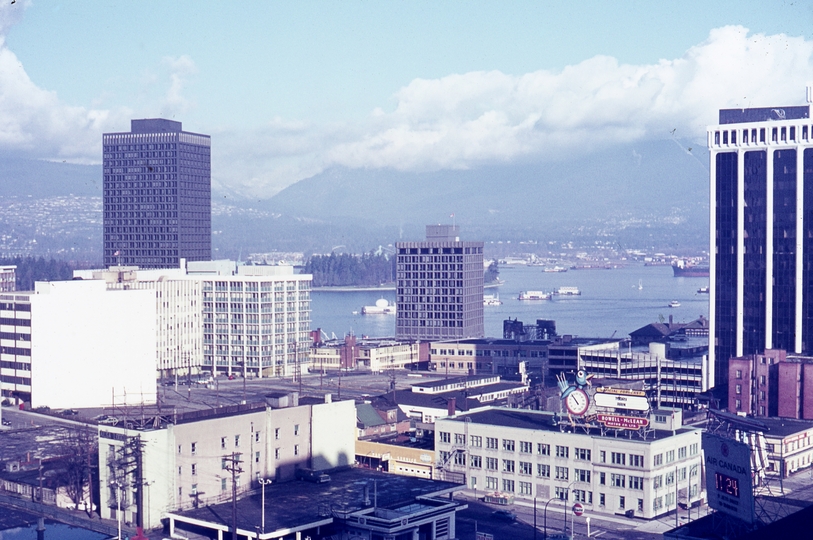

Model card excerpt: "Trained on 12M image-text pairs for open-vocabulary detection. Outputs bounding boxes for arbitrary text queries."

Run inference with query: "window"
[191,463,197,476]
[275,428,280,440]
[638,498,644,511]
[274,448,280,460]
[678,447,687,459]
[665,493,675,507]
[611,452,626,465]
[191,484,198,495]
[555,487,569,500]
[503,479,515,492]
[503,439,515,452]
[599,493,606,506]
[455,433,466,445]
[555,446,569,458]
[655,415,667,423]
[689,443,698,456]
[555,466,569,481]
[575,448,591,461]
[221,478,227,491]
[519,461,533,475]
[178,445,182,454]
[537,464,550,477]
[665,471,674,485]
[502,460,515,473]
[520,441,533,454]
[191,442,197,455]
[470,455,482,468]
[736,384,742,395]
[575,469,591,482]
[600,450,606,463]
[736,369,742,379]
[599,472,605,485]
[486,437,498,449]
[178,466,182,476]
[294,444,299,456]
[454,453,466,466]
[678,467,687,481]
[653,496,663,510]
[629,476,643,490]
[486,477,498,490]
[611,474,625,488]
[486,457,498,470]
[654,453,663,466]
[294,424,300,436]
[519,481,532,495]
[619,496,625,509]
[538,443,550,456]
[221,458,228,470]
[255,451,261,464]
[630,454,644,467]
[666,450,675,463]
[573,489,589,503]
[653,475,663,489]
[470,435,482,447]
[440,432,451,443]
[221,437,227,449]
[255,431,261,443]
[234,435,240,447]
[178,487,182,498]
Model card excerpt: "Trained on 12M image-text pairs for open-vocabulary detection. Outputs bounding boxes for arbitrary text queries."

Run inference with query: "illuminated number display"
[715,472,739,498]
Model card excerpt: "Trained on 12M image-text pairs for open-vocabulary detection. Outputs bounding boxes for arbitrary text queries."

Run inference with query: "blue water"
[310,263,709,339]
[0,522,110,539]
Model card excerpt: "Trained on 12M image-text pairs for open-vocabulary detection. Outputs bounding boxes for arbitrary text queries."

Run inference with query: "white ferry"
[668,300,681,308]
[543,266,568,273]
[362,298,397,314]
[556,286,581,296]
[518,291,551,301]
[484,294,503,306]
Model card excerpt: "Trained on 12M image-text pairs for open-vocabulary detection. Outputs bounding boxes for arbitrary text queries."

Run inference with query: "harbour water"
[311,263,709,340]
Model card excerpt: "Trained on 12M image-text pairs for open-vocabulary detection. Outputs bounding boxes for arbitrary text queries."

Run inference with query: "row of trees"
[303,252,395,287]
[0,256,76,291]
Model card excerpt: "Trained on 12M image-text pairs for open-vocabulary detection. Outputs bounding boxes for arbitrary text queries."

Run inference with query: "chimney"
[447,397,456,417]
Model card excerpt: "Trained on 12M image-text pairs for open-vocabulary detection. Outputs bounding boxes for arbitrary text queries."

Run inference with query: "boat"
[484,294,503,306]
[668,300,681,308]
[556,286,581,296]
[543,266,568,273]
[697,286,709,294]
[518,291,551,301]
[361,298,396,314]
[638,279,643,291]
[672,260,710,277]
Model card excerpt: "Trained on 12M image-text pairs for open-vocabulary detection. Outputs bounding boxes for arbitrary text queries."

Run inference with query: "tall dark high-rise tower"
[103,119,211,269]
[395,225,484,340]
[709,88,813,398]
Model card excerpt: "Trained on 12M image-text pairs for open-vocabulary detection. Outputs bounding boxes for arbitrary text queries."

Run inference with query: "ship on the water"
[518,290,551,300]
[672,259,709,277]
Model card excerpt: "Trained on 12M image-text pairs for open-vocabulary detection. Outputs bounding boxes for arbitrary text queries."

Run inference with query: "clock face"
[565,388,590,415]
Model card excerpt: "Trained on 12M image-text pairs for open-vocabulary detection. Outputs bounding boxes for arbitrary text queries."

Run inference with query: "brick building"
[728,349,813,419]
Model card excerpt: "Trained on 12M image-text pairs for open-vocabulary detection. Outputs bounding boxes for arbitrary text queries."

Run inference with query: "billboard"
[702,433,754,524]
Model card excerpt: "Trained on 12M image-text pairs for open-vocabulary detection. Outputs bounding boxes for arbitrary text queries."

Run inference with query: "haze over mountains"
[0,137,709,262]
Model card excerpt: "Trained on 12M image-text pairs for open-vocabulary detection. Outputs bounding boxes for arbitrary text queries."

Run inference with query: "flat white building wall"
[311,397,356,470]
[30,280,157,409]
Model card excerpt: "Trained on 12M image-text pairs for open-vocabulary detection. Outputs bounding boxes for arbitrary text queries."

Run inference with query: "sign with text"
[594,392,650,411]
[702,433,754,524]
[596,414,649,430]
[594,386,646,397]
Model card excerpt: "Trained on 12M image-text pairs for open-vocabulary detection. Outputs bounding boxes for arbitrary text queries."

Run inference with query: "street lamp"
[258,477,272,534]
[109,479,123,540]
[543,496,560,540]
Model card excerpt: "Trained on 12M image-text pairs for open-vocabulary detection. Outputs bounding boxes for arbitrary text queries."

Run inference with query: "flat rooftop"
[170,467,461,536]
[444,407,695,441]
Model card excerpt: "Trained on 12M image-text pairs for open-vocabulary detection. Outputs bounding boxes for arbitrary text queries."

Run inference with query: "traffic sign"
[572,503,584,516]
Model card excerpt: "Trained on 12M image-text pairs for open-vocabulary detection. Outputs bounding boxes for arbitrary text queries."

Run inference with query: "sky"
[2,0,813,199]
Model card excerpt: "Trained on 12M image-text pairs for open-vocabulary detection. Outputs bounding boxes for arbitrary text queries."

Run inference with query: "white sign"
[702,433,754,524]
[594,392,650,411]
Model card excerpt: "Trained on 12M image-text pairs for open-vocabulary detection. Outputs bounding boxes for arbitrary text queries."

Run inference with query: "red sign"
[596,414,649,430]
[572,503,584,516]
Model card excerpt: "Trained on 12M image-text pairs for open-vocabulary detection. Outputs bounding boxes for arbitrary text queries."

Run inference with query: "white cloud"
[160,55,198,119]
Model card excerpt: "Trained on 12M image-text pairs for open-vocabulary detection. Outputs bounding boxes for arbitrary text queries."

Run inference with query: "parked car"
[295,468,331,483]
[492,510,516,521]
[1,419,11,426]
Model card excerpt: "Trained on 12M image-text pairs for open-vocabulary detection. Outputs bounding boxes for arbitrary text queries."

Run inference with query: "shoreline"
[313,281,504,292]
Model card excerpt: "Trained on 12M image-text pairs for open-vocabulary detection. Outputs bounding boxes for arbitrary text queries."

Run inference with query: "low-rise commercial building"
[309,334,428,373]
[435,407,703,520]
[728,349,813,419]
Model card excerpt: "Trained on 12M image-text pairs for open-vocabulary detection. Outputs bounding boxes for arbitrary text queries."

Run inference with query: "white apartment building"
[98,394,355,530]
[435,407,702,520]
[79,260,312,378]
[2,281,156,408]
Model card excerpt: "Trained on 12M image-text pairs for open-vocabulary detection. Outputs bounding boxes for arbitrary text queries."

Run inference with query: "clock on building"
[565,388,590,416]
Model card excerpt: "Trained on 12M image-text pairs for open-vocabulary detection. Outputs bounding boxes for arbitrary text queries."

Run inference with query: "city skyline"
[1,2,813,201]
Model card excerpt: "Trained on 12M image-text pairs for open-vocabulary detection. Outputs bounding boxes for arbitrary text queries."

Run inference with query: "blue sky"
[1,1,813,197]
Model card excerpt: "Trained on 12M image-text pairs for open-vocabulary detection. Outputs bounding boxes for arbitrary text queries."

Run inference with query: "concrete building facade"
[709,90,813,399]
[103,118,211,269]
[396,225,484,340]
[435,407,702,520]
[0,265,15,292]
[98,395,355,531]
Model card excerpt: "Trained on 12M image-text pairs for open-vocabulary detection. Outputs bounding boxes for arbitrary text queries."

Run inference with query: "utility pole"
[224,452,244,540]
